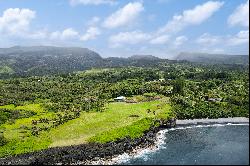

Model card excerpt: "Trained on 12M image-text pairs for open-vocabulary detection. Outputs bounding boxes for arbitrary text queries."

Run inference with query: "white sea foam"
[75,121,249,165]
[104,123,249,165]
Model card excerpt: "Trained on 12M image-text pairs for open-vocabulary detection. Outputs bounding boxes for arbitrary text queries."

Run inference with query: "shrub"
[0,133,8,146]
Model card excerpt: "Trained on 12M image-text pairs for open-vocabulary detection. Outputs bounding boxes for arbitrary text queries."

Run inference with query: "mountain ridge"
[175,52,249,65]
[128,55,161,60]
[0,46,248,78]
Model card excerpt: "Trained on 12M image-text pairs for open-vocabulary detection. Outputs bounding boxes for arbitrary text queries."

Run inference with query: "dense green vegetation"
[169,65,249,119]
[0,56,248,158]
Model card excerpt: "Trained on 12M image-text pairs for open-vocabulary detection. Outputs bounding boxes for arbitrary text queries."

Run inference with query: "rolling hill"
[175,52,249,65]
[0,46,103,77]
[0,47,172,78]
[0,46,248,78]
[128,55,161,60]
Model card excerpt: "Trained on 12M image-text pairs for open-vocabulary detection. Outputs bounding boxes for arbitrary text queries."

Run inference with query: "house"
[114,96,126,102]
[208,98,216,102]
[215,98,222,102]
[208,98,222,102]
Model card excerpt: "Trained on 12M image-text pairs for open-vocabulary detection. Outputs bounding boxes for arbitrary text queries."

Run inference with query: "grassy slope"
[0,98,171,157]
[49,98,171,147]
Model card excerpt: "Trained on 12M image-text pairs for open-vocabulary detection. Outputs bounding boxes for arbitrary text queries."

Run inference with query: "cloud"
[27,30,48,39]
[158,1,224,34]
[0,8,36,35]
[109,31,151,47]
[50,28,79,40]
[50,27,101,42]
[200,47,225,54]
[0,8,48,40]
[147,14,156,22]
[80,27,101,41]
[228,0,249,27]
[150,35,169,44]
[174,36,188,46]
[196,30,249,46]
[196,33,221,45]
[62,28,79,39]
[157,0,172,4]
[69,0,115,6]
[103,2,144,29]
[227,30,249,46]
[87,16,100,26]
[0,7,99,42]
[210,48,225,53]
[50,31,61,40]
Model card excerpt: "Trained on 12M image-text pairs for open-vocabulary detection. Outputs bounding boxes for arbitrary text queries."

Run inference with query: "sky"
[0,0,249,58]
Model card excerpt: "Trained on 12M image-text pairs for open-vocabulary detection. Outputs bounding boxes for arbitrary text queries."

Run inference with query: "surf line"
[83,123,248,165]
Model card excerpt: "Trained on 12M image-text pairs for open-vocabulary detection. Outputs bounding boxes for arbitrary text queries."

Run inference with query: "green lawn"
[0,98,172,158]
[49,98,171,147]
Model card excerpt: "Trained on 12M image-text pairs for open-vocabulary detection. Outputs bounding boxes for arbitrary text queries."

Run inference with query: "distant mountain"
[0,46,103,77]
[0,46,169,78]
[175,52,249,65]
[103,56,170,68]
[1,46,247,78]
[128,55,161,60]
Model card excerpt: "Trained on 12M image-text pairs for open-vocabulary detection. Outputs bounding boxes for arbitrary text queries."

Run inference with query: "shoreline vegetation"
[0,117,248,165]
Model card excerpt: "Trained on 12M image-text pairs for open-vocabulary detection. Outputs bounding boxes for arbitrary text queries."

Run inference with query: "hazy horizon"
[0,45,249,60]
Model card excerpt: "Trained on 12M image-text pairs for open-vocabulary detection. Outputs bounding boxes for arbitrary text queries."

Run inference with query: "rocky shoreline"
[176,117,249,126]
[81,117,249,165]
[0,118,176,165]
[0,117,248,165]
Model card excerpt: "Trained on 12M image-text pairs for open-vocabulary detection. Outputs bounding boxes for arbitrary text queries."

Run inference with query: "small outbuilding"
[208,98,222,102]
[114,96,126,102]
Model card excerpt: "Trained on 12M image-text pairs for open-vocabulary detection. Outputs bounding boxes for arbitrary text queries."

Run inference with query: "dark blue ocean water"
[120,125,249,165]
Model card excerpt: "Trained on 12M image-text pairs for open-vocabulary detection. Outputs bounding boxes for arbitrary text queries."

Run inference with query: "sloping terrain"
[0,46,103,77]
[175,52,249,65]
[0,46,175,78]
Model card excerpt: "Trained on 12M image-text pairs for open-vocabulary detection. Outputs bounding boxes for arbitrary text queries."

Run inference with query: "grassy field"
[0,97,172,158]
[49,98,171,146]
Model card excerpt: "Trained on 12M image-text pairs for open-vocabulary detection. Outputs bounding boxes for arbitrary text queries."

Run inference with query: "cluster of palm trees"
[30,110,81,136]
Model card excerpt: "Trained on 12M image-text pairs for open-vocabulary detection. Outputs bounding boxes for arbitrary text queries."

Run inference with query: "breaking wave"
[98,123,249,165]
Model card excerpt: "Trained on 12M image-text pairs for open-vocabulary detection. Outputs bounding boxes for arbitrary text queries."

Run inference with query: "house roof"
[114,96,126,100]
[208,98,221,101]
